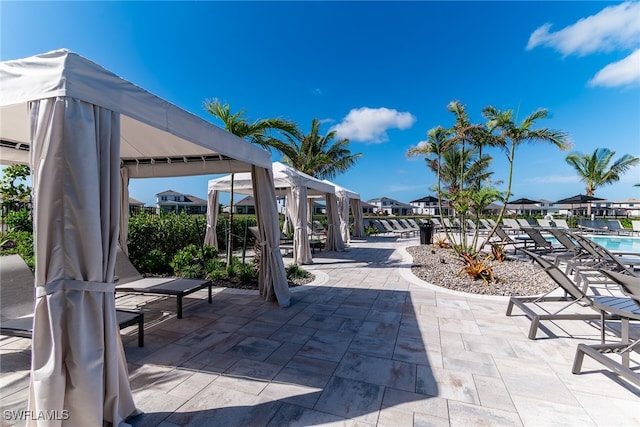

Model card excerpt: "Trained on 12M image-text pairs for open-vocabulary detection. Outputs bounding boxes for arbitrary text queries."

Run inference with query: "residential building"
[128,197,145,214]
[611,198,640,217]
[367,197,415,216]
[155,190,207,214]
[409,195,456,216]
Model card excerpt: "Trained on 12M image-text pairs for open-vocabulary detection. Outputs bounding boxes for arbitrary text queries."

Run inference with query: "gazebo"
[0,49,290,426]
[322,180,364,244]
[207,162,345,264]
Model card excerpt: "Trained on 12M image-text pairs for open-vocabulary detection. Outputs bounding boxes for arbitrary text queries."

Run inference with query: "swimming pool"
[586,235,640,253]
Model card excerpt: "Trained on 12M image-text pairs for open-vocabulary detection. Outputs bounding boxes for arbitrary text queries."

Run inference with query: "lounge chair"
[501,218,521,234]
[536,219,553,228]
[553,219,572,230]
[632,220,640,236]
[442,218,459,231]
[399,218,420,233]
[572,269,640,387]
[519,227,565,254]
[606,220,632,236]
[115,248,212,319]
[569,233,640,274]
[391,219,419,237]
[546,228,587,266]
[578,219,608,234]
[466,219,489,235]
[379,219,412,238]
[406,218,422,229]
[506,250,614,340]
[429,217,445,230]
[1,254,144,347]
[491,227,530,254]
[517,218,537,228]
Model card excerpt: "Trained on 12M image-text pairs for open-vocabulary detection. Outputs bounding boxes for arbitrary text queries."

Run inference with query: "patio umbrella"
[508,197,539,215]
[555,194,604,216]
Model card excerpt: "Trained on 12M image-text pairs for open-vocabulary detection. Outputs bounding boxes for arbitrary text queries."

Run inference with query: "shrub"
[0,230,34,269]
[170,244,217,278]
[138,249,170,275]
[491,243,507,262]
[458,253,495,284]
[286,264,310,280]
[5,208,32,233]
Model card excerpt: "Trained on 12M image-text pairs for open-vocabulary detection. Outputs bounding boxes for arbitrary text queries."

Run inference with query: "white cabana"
[207,162,344,264]
[322,181,364,243]
[0,49,290,426]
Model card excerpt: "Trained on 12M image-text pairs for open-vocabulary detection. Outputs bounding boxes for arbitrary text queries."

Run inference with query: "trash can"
[419,221,433,245]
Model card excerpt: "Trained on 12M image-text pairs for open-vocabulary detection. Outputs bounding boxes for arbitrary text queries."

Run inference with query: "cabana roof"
[208,161,336,196]
[0,49,272,177]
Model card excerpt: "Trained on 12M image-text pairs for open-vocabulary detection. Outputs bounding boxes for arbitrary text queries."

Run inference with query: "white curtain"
[336,188,350,244]
[204,189,219,247]
[324,192,345,252]
[28,98,137,426]
[350,198,365,238]
[119,167,129,256]
[251,166,290,306]
[287,186,313,265]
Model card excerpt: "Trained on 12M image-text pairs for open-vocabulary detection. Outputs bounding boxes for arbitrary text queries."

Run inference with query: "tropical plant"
[565,148,639,196]
[266,118,362,179]
[0,164,31,211]
[458,253,495,284]
[203,99,298,265]
[491,243,507,262]
[481,106,570,243]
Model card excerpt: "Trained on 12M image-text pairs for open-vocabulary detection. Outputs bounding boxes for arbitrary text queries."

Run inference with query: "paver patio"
[1,235,638,426]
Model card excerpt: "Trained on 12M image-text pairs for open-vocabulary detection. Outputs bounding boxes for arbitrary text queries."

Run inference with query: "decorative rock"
[406,246,556,296]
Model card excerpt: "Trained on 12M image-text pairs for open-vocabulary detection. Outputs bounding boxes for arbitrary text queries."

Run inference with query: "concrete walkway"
[1,236,638,426]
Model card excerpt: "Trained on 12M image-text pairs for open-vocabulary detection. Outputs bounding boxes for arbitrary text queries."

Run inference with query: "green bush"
[285,264,309,280]
[170,244,217,277]
[128,212,209,272]
[0,230,34,269]
[5,208,33,233]
[138,249,170,275]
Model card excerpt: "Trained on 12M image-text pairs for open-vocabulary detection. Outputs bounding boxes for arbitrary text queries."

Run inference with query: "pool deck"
[1,235,639,426]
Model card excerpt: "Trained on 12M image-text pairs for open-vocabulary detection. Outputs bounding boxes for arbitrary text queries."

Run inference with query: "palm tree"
[203,99,298,265]
[266,118,362,179]
[481,106,570,241]
[565,148,639,196]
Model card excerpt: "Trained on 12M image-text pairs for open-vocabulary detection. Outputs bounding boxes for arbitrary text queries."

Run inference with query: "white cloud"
[527,1,640,56]
[589,49,640,87]
[331,107,416,143]
[312,88,323,95]
[318,118,335,125]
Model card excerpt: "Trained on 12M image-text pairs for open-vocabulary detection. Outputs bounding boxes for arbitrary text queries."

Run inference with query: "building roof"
[128,197,144,206]
[156,189,207,205]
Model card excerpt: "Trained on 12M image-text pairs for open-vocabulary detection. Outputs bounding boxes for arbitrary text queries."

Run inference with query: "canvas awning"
[0,49,289,426]
[207,162,344,264]
[322,180,364,242]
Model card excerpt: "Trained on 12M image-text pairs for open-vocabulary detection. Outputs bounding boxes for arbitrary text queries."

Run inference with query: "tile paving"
[1,235,639,426]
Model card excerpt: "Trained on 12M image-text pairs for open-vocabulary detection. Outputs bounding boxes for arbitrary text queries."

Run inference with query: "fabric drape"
[350,198,365,238]
[336,188,351,244]
[119,167,130,256]
[204,189,219,247]
[251,166,290,306]
[324,192,345,252]
[28,97,137,426]
[287,186,313,265]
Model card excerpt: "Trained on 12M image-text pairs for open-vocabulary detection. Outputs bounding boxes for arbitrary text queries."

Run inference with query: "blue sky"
[2,1,639,207]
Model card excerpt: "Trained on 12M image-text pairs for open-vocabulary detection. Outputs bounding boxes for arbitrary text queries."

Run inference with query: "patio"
[1,235,638,426]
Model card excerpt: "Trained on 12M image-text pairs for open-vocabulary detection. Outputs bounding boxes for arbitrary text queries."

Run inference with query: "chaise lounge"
[1,254,144,347]
[115,248,212,319]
